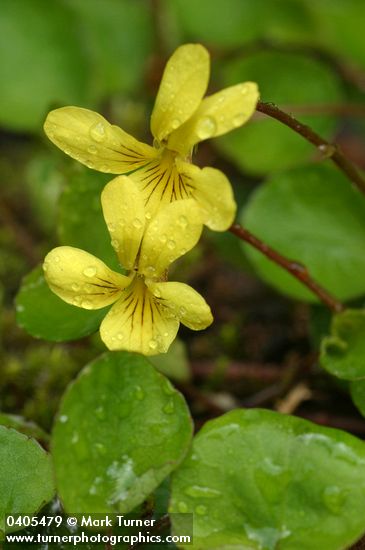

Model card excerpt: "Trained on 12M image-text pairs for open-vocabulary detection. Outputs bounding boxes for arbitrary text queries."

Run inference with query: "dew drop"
[196,116,217,139]
[88,144,98,154]
[71,283,80,291]
[95,406,106,420]
[54,256,60,263]
[233,113,247,127]
[163,401,174,414]
[159,234,167,243]
[95,443,107,455]
[107,222,116,232]
[135,386,145,400]
[117,332,124,340]
[81,299,93,309]
[322,486,346,514]
[90,121,106,142]
[145,266,156,276]
[111,239,120,250]
[195,505,207,516]
[178,215,188,228]
[83,266,97,278]
[171,118,180,129]
[177,501,188,513]
[133,218,143,229]
[149,339,158,350]
[167,239,176,250]
[152,287,161,298]
[59,415,68,423]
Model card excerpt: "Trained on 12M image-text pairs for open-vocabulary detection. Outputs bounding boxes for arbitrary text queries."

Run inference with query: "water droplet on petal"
[90,121,106,142]
[149,339,158,350]
[167,239,176,250]
[196,116,217,139]
[178,215,188,228]
[83,266,97,278]
[71,283,80,291]
[133,218,143,229]
[171,118,180,129]
[54,256,60,263]
[111,239,120,250]
[233,113,247,127]
[81,299,93,308]
[88,144,98,154]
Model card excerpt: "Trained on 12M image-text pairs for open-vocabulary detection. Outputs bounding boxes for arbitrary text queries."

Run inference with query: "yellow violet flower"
[44,43,259,230]
[43,176,213,355]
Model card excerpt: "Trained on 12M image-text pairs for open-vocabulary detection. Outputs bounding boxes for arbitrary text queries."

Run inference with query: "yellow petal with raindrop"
[138,199,203,277]
[176,161,236,231]
[44,107,157,173]
[150,44,210,142]
[43,246,130,309]
[100,277,179,355]
[101,176,145,270]
[168,82,259,155]
[148,281,213,330]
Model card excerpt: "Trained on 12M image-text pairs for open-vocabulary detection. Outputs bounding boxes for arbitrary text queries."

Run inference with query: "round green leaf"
[0,0,89,132]
[216,52,343,175]
[58,168,119,270]
[52,352,193,513]
[0,426,54,537]
[16,266,108,342]
[320,309,365,381]
[241,163,365,302]
[170,408,365,550]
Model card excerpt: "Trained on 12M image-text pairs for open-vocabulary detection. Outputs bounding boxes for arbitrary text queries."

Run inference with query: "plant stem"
[256,100,365,195]
[229,223,345,313]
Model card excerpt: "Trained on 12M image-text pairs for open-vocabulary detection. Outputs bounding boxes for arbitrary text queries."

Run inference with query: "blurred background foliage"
[1,0,365,443]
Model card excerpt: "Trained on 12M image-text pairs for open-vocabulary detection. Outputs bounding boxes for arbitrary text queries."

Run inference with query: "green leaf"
[52,352,193,513]
[171,0,314,48]
[170,408,365,550]
[241,163,365,302]
[64,0,153,98]
[16,266,108,342]
[0,426,54,537]
[149,339,191,382]
[58,168,120,270]
[0,413,49,444]
[0,0,89,132]
[320,309,365,380]
[216,52,343,175]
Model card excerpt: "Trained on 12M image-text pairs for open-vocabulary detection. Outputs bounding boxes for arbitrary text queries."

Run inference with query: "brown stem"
[256,100,365,195]
[229,223,345,313]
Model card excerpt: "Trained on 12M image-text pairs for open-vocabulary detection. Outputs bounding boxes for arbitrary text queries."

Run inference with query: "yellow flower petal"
[176,161,236,231]
[43,246,130,309]
[100,277,179,355]
[168,82,259,155]
[138,199,203,278]
[130,149,193,220]
[101,176,145,270]
[150,44,210,142]
[148,281,213,330]
[44,107,157,173]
